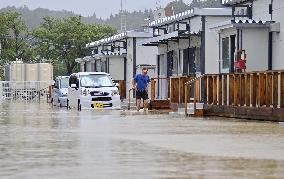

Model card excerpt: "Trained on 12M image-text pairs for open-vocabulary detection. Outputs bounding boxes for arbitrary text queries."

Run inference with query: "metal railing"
[0,81,53,102]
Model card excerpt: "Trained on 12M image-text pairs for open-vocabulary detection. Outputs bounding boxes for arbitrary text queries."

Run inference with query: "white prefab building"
[213,0,284,72]
[76,31,158,96]
[139,8,232,98]
[141,8,232,76]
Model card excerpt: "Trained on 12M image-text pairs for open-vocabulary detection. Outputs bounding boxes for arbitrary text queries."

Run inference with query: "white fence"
[0,81,53,102]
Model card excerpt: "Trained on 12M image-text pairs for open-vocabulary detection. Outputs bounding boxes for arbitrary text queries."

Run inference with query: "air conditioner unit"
[270,22,280,33]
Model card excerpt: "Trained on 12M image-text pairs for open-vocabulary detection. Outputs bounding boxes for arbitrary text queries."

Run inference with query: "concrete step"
[186,103,204,109]
[177,103,205,115]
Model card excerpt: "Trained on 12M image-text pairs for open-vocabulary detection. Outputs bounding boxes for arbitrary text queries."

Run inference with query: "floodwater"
[1,102,284,179]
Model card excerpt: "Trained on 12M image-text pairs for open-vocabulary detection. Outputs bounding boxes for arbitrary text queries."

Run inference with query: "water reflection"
[0,101,284,178]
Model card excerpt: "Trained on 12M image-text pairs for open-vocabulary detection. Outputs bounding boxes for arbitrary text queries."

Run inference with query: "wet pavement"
[1,101,284,179]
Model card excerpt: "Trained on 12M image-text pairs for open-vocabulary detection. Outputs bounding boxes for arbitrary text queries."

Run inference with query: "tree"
[32,16,116,75]
[0,11,34,80]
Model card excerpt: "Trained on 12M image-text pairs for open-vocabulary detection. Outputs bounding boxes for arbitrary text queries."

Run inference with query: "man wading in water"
[132,67,150,112]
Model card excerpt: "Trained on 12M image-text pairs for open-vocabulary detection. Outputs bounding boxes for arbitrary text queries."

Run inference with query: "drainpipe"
[132,37,136,98]
[268,0,273,70]
[124,57,127,81]
[200,16,206,102]
[200,16,205,75]
[268,32,273,70]
[218,33,221,74]
[133,37,136,78]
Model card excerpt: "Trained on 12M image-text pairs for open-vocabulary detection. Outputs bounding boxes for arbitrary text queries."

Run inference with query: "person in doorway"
[132,67,150,112]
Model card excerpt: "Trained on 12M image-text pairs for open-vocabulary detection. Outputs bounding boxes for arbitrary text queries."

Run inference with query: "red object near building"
[165,6,174,17]
[234,59,246,69]
[234,50,247,70]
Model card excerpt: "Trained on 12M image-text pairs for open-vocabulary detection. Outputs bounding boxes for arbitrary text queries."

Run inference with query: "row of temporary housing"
[76,0,284,98]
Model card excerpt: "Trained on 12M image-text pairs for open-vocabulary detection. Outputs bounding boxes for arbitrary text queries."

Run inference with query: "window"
[60,78,69,88]
[54,80,59,88]
[222,37,230,69]
[101,60,107,72]
[80,74,113,88]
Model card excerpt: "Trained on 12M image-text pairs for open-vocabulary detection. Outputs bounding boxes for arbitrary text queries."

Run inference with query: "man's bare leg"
[143,99,148,111]
[137,99,141,111]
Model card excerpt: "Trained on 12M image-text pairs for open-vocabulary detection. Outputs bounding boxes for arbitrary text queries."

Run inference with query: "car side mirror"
[114,83,119,87]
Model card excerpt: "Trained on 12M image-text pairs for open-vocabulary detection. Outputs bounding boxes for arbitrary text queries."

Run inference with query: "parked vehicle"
[52,76,69,107]
[67,72,121,110]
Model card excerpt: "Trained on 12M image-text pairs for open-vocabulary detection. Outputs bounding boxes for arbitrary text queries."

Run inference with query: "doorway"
[183,47,196,76]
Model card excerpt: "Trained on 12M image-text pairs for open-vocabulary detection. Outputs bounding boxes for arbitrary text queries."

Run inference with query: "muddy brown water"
[1,101,284,179]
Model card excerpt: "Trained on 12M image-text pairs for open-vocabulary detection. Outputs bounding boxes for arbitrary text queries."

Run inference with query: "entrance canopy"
[210,19,271,31]
[139,31,201,46]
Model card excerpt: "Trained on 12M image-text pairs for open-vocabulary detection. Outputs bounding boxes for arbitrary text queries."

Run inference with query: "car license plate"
[94,103,104,108]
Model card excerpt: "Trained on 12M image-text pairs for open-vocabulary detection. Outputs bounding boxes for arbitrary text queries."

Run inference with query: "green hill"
[0,0,222,31]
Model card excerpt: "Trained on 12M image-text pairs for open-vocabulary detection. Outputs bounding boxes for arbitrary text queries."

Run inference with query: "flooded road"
[1,101,284,178]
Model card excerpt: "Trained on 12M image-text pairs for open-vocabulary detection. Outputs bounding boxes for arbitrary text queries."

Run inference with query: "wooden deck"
[150,70,284,120]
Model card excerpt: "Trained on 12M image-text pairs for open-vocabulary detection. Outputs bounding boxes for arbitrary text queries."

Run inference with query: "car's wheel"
[78,99,81,111]
[58,99,61,107]
[67,99,69,110]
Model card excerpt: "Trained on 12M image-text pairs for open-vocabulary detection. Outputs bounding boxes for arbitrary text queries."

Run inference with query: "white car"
[67,72,121,110]
[52,76,69,107]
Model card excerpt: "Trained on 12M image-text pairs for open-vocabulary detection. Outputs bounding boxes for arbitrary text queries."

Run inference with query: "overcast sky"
[0,0,193,19]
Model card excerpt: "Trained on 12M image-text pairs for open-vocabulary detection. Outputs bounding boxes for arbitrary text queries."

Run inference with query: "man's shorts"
[136,90,149,100]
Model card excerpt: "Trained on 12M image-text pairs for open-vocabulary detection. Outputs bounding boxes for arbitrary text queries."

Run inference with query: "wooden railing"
[151,70,284,110]
[203,71,284,108]
[169,76,197,104]
[150,77,170,100]
[161,70,284,109]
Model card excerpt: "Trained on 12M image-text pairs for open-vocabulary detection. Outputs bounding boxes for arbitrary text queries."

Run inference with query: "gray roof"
[222,0,252,5]
[148,8,232,27]
[86,31,153,48]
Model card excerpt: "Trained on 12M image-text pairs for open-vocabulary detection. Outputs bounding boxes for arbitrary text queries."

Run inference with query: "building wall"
[252,0,271,21]
[80,63,85,72]
[190,16,202,33]
[136,38,157,66]
[126,37,134,92]
[242,28,269,71]
[271,0,284,70]
[250,0,284,70]
[205,16,233,74]
[108,57,124,81]
[86,61,92,72]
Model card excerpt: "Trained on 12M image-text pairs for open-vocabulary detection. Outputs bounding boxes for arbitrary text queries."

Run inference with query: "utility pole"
[120,0,127,32]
